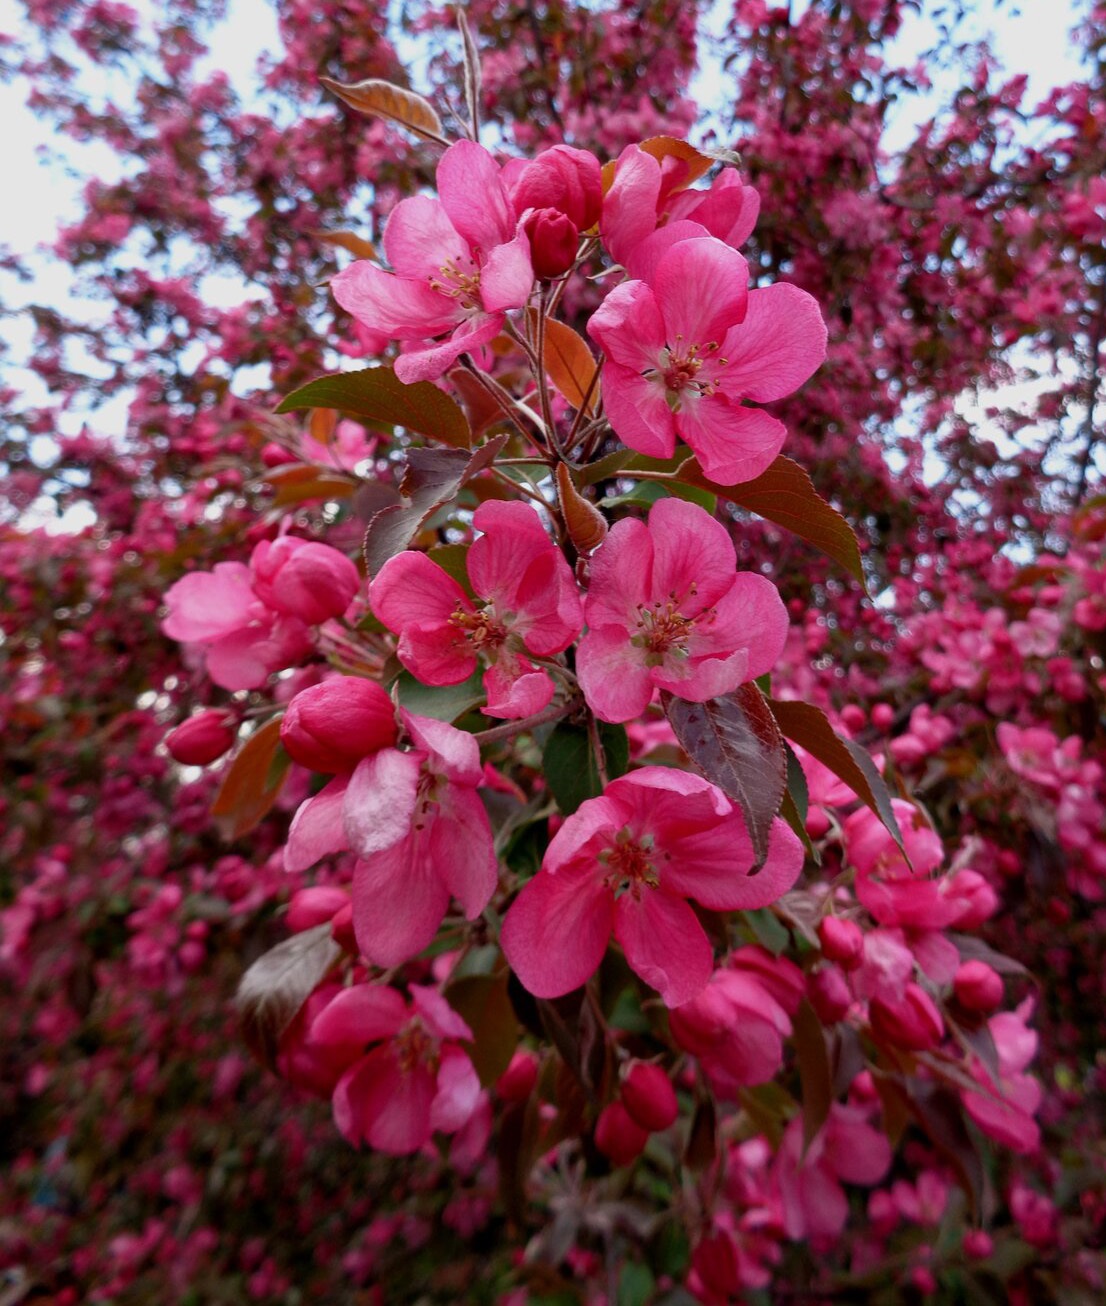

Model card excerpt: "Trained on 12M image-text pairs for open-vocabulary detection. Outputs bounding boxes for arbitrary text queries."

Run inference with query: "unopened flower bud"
[166,710,236,765]
[594,1101,648,1166]
[523,207,579,278]
[496,1050,539,1103]
[962,1229,993,1258]
[280,677,397,773]
[330,901,357,954]
[287,886,349,933]
[953,960,1004,1012]
[692,1231,741,1297]
[870,982,944,1051]
[621,1061,678,1132]
[252,537,360,624]
[512,144,602,230]
[808,964,851,1024]
[818,916,864,970]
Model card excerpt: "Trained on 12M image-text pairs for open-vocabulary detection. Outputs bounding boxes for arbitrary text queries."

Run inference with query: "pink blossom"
[669,952,802,1093]
[501,768,803,1007]
[284,711,497,968]
[370,500,583,719]
[331,140,533,383]
[587,235,826,484]
[250,536,360,625]
[960,1000,1041,1154]
[165,710,236,766]
[774,1105,892,1243]
[576,497,788,723]
[307,984,481,1154]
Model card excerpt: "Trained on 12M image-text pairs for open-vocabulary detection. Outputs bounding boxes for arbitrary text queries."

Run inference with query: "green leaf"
[783,741,809,823]
[793,997,834,1153]
[767,698,906,854]
[276,366,471,447]
[619,1263,656,1306]
[235,925,341,1071]
[662,684,786,866]
[676,455,866,589]
[744,907,790,955]
[426,542,474,596]
[395,669,485,721]
[542,722,630,814]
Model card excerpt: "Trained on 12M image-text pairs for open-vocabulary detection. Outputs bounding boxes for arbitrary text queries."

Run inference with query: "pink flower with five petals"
[500,767,803,1007]
[576,497,788,724]
[587,235,826,484]
[331,140,533,383]
[370,500,583,719]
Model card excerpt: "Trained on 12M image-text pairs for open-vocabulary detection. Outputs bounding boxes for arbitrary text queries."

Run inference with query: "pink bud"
[870,983,944,1051]
[953,960,1004,1012]
[287,886,349,933]
[260,441,297,467]
[621,1061,678,1132]
[523,207,579,278]
[165,710,236,765]
[841,704,866,732]
[947,870,998,929]
[330,902,357,954]
[871,703,894,730]
[252,537,360,624]
[280,677,397,773]
[692,1231,741,1297]
[962,1229,993,1258]
[496,1050,539,1104]
[818,916,864,970]
[512,144,602,231]
[594,1101,648,1166]
[808,965,851,1024]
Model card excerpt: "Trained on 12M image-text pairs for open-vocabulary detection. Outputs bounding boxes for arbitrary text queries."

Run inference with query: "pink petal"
[403,712,483,786]
[718,282,827,402]
[614,889,713,1007]
[601,144,661,267]
[284,775,351,872]
[587,280,666,372]
[410,984,473,1041]
[351,834,451,966]
[398,621,478,686]
[437,141,516,252]
[583,515,654,629]
[663,814,804,911]
[382,193,468,280]
[599,363,677,460]
[647,497,737,614]
[430,1046,482,1134]
[675,397,787,485]
[344,748,421,859]
[482,663,554,719]
[576,625,655,724]
[334,1046,435,1153]
[542,793,626,875]
[670,173,760,249]
[309,985,408,1058]
[468,500,554,605]
[205,620,311,691]
[500,864,614,998]
[370,549,468,630]
[651,647,750,701]
[624,219,711,283]
[480,226,533,312]
[687,572,788,681]
[823,1110,893,1185]
[511,551,584,655]
[427,785,498,919]
[332,259,461,338]
[653,237,749,347]
[162,562,255,643]
[394,312,504,384]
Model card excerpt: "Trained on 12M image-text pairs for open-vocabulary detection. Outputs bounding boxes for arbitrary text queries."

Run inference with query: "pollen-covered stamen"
[635,597,696,658]
[394,1017,438,1075]
[652,338,724,400]
[428,256,483,309]
[600,828,660,897]
[448,603,509,651]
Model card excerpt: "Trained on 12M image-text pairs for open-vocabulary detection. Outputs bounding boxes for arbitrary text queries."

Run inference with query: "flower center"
[449,603,509,652]
[428,256,483,310]
[395,1017,438,1075]
[633,595,697,665]
[601,829,659,897]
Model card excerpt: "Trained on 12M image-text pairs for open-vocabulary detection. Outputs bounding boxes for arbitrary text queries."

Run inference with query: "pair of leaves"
[277,366,471,449]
